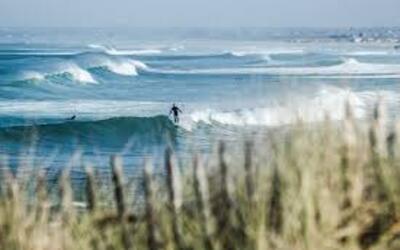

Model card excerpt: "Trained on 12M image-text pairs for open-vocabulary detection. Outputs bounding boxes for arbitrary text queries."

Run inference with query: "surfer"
[169,104,182,123]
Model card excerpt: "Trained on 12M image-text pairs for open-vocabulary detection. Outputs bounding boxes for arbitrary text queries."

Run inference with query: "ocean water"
[1,27,400,177]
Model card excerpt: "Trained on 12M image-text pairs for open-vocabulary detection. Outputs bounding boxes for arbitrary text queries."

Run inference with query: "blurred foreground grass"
[1,103,400,250]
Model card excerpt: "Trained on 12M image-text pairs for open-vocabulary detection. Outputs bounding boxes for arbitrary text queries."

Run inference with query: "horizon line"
[1,26,400,30]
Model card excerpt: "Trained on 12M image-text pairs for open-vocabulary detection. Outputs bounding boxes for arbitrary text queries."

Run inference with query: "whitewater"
[1,27,400,171]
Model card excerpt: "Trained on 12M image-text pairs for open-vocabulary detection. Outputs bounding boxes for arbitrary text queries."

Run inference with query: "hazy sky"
[1,0,399,28]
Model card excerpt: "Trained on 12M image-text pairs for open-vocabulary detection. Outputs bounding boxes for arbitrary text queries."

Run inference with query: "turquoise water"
[1,27,400,175]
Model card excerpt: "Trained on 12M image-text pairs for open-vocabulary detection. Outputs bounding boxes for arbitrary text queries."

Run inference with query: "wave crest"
[19,63,97,84]
[154,57,400,77]
[88,44,162,56]
[182,87,398,129]
[60,64,97,83]
[0,115,177,144]
[19,71,46,81]
[100,59,148,76]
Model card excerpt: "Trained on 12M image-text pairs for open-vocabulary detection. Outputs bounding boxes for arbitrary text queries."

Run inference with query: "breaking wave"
[88,44,162,56]
[15,56,150,83]
[88,58,148,76]
[181,87,399,129]
[152,58,400,76]
[18,63,97,84]
[0,115,177,145]
[228,48,304,58]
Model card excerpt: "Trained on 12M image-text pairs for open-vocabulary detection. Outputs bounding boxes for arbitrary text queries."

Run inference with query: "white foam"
[180,87,399,130]
[228,48,304,62]
[105,61,138,76]
[88,44,162,55]
[105,48,162,56]
[230,48,304,57]
[20,71,45,81]
[60,64,97,84]
[85,57,148,76]
[169,45,185,52]
[104,59,148,76]
[229,51,272,61]
[19,63,97,84]
[88,44,105,50]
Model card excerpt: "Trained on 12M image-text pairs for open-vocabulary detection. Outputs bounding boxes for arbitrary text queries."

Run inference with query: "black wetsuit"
[170,106,182,123]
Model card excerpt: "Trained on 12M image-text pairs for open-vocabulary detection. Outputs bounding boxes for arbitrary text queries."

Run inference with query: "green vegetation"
[1,103,400,250]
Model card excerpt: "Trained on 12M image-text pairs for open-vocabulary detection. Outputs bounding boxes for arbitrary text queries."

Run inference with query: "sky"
[0,0,399,28]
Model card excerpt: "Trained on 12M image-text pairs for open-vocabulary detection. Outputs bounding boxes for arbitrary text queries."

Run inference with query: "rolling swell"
[0,115,178,148]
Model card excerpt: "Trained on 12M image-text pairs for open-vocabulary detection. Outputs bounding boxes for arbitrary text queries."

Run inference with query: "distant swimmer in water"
[68,115,76,121]
[169,104,182,123]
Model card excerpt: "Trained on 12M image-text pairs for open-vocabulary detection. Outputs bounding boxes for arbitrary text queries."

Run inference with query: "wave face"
[0,116,177,149]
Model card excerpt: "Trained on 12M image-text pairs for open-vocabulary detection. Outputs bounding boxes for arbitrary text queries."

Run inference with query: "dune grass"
[1,103,400,249]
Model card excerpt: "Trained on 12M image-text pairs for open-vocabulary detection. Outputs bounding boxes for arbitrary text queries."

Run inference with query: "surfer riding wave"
[169,103,182,123]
